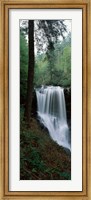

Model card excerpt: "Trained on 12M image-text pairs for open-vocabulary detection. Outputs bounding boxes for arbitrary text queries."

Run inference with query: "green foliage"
[20,32,28,104]
[34,33,71,87]
[35,20,67,53]
[20,22,71,106]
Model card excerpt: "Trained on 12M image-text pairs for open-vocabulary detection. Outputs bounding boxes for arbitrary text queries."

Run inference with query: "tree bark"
[24,20,34,124]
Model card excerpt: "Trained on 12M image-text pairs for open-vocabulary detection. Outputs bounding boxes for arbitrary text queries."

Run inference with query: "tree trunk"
[24,20,34,124]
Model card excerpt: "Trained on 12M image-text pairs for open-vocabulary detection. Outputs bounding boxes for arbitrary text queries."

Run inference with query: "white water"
[36,86,70,150]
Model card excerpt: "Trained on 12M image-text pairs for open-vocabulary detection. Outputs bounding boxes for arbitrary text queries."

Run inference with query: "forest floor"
[20,112,71,180]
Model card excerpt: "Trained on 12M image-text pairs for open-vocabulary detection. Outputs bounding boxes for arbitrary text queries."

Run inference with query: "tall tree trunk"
[24,20,34,124]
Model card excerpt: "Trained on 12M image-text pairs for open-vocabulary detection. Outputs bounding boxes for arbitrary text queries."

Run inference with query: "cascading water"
[36,86,71,150]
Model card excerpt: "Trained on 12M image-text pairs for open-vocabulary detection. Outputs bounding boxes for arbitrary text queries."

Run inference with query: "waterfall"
[36,86,71,150]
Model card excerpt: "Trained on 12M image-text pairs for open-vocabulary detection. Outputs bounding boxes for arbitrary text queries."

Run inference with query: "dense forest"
[20,29,71,104]
[20,20,71,180]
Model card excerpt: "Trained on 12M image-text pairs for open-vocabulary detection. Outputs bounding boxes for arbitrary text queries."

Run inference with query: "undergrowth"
[20,107,71,180]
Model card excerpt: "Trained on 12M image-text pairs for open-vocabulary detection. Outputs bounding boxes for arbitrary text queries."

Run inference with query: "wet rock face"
[64,88,71,144]
[64,88,71,128]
